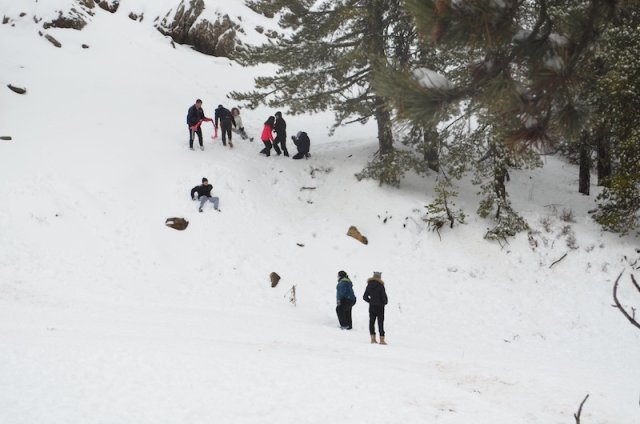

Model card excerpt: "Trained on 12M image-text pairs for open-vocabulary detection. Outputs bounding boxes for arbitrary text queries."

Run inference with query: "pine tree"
[232,0,402,156]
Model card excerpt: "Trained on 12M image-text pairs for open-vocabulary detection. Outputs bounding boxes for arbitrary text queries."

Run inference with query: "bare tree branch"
[574,394,589,424]
[549,252,568,269]
[613,271,640,331]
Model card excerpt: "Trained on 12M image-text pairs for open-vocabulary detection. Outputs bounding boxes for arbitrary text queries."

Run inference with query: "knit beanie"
[338,270,348,279]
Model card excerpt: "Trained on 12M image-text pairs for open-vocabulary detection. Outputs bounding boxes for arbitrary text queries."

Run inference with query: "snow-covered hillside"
[1,2,640,423]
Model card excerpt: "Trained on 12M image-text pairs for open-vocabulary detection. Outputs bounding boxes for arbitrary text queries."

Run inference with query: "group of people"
[336,271,389,344]
[186,100,311,159]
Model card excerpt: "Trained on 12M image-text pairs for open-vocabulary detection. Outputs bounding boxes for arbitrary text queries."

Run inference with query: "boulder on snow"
[156,0,240,58]
[165,217,189,231]
[0,136,12,141]
[82,44,90,49]
[347,226,368,245]
[43,11,87,30]
[270,272,280,288]
[97,0,119,13]
[45,34,62,48]
[7,84,26,95]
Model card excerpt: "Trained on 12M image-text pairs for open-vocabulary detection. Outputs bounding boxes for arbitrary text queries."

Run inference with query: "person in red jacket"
[259,116,275,157]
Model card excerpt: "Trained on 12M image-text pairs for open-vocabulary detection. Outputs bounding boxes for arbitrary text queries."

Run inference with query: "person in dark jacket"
[190,177,220,212]
[273,111,288,156]
[291,131,311,160]
[336,270,356,330]
[363,271,388,344]
[187,99,208,151]
[214,105,236,147]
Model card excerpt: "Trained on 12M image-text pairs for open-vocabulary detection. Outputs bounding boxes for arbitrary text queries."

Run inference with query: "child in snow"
[291,131,311,159]
[336,270,356,330]
[363,271,388,344]
[260,116,275,157]
[214,105,236,148]
[191,177,221,213]
[231,107,252,141]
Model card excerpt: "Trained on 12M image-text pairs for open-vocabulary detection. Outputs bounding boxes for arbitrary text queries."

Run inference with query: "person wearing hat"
[336,270,356,330]
[214,104,236,147]
[363,271,388,344]
[273,111,288,156]
[190,177,221,212]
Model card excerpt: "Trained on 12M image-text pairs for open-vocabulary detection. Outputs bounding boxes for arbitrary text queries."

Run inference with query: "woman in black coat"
[363,272,388,344]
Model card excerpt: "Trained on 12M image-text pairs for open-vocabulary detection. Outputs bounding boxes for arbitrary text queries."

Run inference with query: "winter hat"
[275,111,282,117]
[373,271,382,279]
[338,270,348,279]
[202,177,208,183]
[218,104,223,109]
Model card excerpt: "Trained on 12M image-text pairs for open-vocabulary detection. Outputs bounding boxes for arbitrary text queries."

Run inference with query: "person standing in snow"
[363,271,388,344]
[291,131,311,159]
[215,105,236,147]
[273,111,288,156]
[260,116,275,157]
[231,107,251,141]
[336,270,356,330]
[187,99,209,151]
[191,177,221,213]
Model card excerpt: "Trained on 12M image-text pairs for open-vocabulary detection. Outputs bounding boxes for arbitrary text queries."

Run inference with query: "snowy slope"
[2,3,640,424]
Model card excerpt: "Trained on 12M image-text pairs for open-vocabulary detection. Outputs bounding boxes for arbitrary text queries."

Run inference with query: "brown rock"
[7,84,26,94]
[165,217,189,231]
[270,272,281,288]
[45,34,62,48]
[347,226,368,245]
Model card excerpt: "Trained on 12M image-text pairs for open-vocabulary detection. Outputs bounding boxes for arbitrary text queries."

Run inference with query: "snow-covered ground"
[1,3,640,423]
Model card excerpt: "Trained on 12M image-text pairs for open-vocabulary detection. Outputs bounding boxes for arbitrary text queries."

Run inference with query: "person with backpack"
[214,105,236,147]
[336,270,356,330]
[273,111,288,156]
[363,271,388,344]
[260,116,275,157]
[190,177,221,213]
[186,99,210,151]
[291,131,311,159]
[231,107,252,141]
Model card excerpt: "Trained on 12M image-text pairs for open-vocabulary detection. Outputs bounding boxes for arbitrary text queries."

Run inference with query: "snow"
[414,67,452,90]
[1,2,640,424]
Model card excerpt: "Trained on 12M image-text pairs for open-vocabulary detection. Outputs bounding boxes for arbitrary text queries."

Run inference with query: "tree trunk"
[368,0,394,154]
[424,127,439,172]
[578,133,591,195]
[595,128,611,187]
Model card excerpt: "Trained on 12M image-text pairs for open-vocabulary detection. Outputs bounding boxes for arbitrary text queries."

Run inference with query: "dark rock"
[156,0,240,58]
[82,43,89,48]
[270,272,281,288]
[128,12,138,21]
[19,12,27,17]
[255,25,264,34]
[165,217,189,231]
[43,10,87,30]
[7,84,27,94]
[2,16,9,24]
[347,226,368,245]
[45,34,62,48]
[97,0,119,13]
[0,136,12,141]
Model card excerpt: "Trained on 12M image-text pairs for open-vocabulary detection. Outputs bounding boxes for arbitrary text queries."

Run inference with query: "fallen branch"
[613,271,640,331]
[549,252,568,269]
[574,394,589,424]
[300,186,316,191]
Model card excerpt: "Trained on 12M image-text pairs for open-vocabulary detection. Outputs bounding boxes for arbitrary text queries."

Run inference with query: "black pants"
[260,140,272,156]
[292,151,309,160]
[189,126,203,148]
[273,135,288,156]
[336,299,355,328]
[221,123,232,144]
[369,305,385,336]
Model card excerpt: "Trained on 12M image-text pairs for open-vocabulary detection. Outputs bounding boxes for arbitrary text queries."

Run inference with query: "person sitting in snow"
[191,177,220,213]
[214,105,236,148]
[186,99,211,151]
[336,270,356,330]
[291,131,311,160]
[231,107,252,141]
[363,271,388,345]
